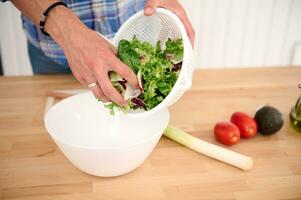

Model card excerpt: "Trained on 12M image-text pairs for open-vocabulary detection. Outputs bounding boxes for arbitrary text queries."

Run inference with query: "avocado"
[255,106,283,135]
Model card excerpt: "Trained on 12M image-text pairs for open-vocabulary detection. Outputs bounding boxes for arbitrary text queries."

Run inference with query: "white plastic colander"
[112,8,194,116]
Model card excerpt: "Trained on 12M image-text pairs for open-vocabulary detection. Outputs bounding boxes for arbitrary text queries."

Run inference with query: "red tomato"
[231,112,257,139]
[214,122,240,146]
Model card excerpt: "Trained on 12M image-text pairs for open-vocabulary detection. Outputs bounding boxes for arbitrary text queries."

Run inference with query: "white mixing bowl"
[44,92,169,177]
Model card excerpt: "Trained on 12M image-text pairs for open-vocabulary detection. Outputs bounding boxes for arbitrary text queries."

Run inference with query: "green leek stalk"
[163,125,253,171]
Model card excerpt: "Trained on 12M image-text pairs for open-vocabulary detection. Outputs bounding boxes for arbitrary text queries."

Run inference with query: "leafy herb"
[106,36,183,114]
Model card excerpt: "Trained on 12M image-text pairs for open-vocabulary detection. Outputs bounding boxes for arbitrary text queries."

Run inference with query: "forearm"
[10,0,86,47]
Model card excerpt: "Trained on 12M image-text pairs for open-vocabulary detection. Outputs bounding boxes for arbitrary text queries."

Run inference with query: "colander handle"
[182,39,194,91]
[182,50,194,91]
[182,73,192,90]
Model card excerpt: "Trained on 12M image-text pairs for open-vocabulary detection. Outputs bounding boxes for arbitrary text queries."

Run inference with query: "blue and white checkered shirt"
[13,0,146,66]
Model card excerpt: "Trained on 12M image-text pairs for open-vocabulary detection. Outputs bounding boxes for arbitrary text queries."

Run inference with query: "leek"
[163,125,253,171]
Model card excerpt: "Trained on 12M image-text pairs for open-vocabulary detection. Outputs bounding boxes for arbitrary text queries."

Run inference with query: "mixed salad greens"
[105,36,183,114]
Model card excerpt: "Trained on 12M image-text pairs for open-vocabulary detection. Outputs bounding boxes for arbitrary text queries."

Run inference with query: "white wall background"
[0,0,301,76]
[0,2,32,75]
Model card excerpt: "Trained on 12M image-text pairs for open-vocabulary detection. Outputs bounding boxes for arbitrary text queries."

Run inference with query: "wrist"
[44,6,86,47]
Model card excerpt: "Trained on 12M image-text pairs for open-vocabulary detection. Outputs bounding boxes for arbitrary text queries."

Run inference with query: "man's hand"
[144,0,195,47]
[46,6,139,105]
[62,27,139,105]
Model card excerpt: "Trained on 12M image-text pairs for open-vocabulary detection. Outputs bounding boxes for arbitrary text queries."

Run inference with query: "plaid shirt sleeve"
[21,0,146,66]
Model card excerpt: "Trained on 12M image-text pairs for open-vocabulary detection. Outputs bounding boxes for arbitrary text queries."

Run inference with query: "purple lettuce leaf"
[131,97,146,109]
[172,62,182,72]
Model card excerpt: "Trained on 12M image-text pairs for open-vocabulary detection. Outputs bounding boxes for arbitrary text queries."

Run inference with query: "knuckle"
[80,69,91,78]
[87,60,102,72]
[79,78,86,85]
[101,84,114,97]
[191,28,196,35]
[191,31,196,40]
[72,73,85,83]
[118,65,130,76]
[175,7,185,16]
[77,78,86,86]
[85,58,96,68]
[73,73,81,80]
[90,63,100,71]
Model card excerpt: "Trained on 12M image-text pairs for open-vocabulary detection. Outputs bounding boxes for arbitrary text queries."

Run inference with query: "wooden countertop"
[0,67,301,200]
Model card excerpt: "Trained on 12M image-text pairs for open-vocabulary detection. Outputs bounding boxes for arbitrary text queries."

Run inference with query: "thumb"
[144,0,159,16]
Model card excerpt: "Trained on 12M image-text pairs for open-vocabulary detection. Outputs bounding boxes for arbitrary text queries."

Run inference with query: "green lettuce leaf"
[106,36,183,114]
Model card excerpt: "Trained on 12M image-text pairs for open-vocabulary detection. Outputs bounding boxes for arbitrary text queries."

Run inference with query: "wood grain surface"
[0,67,301,200]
